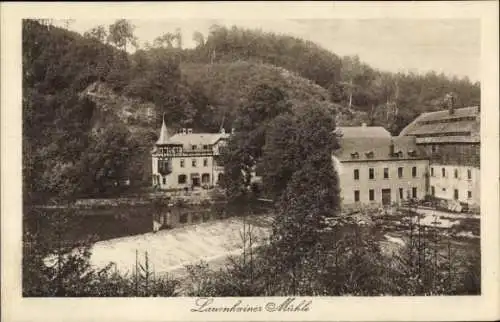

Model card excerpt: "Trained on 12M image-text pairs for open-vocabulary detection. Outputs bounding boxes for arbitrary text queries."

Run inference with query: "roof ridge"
[420,105,479,116]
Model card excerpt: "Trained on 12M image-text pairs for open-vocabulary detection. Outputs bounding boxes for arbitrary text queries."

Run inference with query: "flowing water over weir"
[89,215,272,276]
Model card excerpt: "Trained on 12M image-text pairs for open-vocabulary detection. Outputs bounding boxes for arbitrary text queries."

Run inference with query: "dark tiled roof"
[335,136,427,162]
[399,106,480,143]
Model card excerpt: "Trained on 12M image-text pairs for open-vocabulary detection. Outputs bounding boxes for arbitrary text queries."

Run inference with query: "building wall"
[428,164,480,205]
[335,158,430,206]
[151,137,229,190]
[420,143,480,168]
[151,155,225,190]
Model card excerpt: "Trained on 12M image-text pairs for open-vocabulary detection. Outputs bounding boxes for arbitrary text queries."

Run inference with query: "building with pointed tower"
[151,116,231,190]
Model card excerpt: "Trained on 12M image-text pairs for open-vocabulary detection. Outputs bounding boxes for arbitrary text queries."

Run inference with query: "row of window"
[430,186,472,199]
[153,173,212,185]
[177,173,211,184]
[157,158,211,173]
[157,146,217,155]
[350,150,417,160]
[430,167,472,179]
[178,158,209,168]
[189,144,211,151]
[353,187,418,202]
[353,166,418,180]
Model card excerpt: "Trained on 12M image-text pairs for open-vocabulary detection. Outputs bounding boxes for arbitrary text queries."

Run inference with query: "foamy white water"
[89,216,272,276]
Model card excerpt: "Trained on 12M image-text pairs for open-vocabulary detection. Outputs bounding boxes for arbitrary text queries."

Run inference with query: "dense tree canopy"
[22,19,480,201]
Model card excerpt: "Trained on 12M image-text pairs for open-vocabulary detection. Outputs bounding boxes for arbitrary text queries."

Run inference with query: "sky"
[54,18,480,82]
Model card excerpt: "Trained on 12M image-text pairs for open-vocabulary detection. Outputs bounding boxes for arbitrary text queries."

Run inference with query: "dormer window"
[390,150,402,158]
[365,151,374,159]
[408,149,417,157]
[191,145,197,150]
[350,152,359,159]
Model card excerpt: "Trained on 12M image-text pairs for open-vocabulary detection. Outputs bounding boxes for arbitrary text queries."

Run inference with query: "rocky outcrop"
[82,81,159,133]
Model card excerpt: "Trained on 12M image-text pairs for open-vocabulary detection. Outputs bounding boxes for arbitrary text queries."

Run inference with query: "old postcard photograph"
[1,1,499,321]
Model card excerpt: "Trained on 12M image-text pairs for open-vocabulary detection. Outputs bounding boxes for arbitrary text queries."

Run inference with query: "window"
[162,177,166,185]
[431,186,435,196]
[412,187,417,199]
[398,167,403,178]
[431,145,437,153]
[468,191,472,199]
[454,169,459,179]
[179,213,188,224]
[203,158,208,167]
[192,159,197,167]
[158,160,171,174]
[354,169,359,180]
[399,188,404,200]
[180,159,185,168]
[369,189,375,201]
[442,168,446,177]
[203,145,209,150]
[354,190,360,202]
[454,189,459,200]
[430,167,434,177]
[202,173,210,184]
[191,145,197,150]
[412,166,417,178]
[384,168,389,179]
[467,169,472,180]
[178,174,187,184]
[369,168,374,180]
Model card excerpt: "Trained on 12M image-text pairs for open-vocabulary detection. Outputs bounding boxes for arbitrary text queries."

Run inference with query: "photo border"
[2,2,499,321]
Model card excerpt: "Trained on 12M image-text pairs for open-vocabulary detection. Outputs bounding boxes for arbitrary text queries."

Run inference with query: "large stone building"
[333,124,430,206]
[399,104,480,206]
[151,118,230,190]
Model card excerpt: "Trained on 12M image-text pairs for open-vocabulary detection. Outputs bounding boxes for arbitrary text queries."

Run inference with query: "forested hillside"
[184,25,480,134]
[22,19,480,200]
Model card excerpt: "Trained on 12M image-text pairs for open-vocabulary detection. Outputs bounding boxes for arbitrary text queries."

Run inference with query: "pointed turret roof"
[156,114,170,145]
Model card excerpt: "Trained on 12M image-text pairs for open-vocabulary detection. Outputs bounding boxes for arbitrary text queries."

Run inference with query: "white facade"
[428,164,480,206]
[151,153,226,190]
[335,157,429,205]
[151,120,229,190]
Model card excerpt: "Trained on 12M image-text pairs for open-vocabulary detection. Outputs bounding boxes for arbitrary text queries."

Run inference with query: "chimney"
[182,128,187,135]
[389,139,395,156]
[447,93,456,115]
[187,128,193,134]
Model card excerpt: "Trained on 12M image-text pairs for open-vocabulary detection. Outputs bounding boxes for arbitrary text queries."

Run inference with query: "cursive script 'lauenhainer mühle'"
[191,297,311,313]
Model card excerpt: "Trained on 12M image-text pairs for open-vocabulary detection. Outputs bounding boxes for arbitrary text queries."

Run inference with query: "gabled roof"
[336,126,391,139]
[334,136,427,162]
[165,133,230,148]
[399,106,480,143]
[154,115,230,148]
